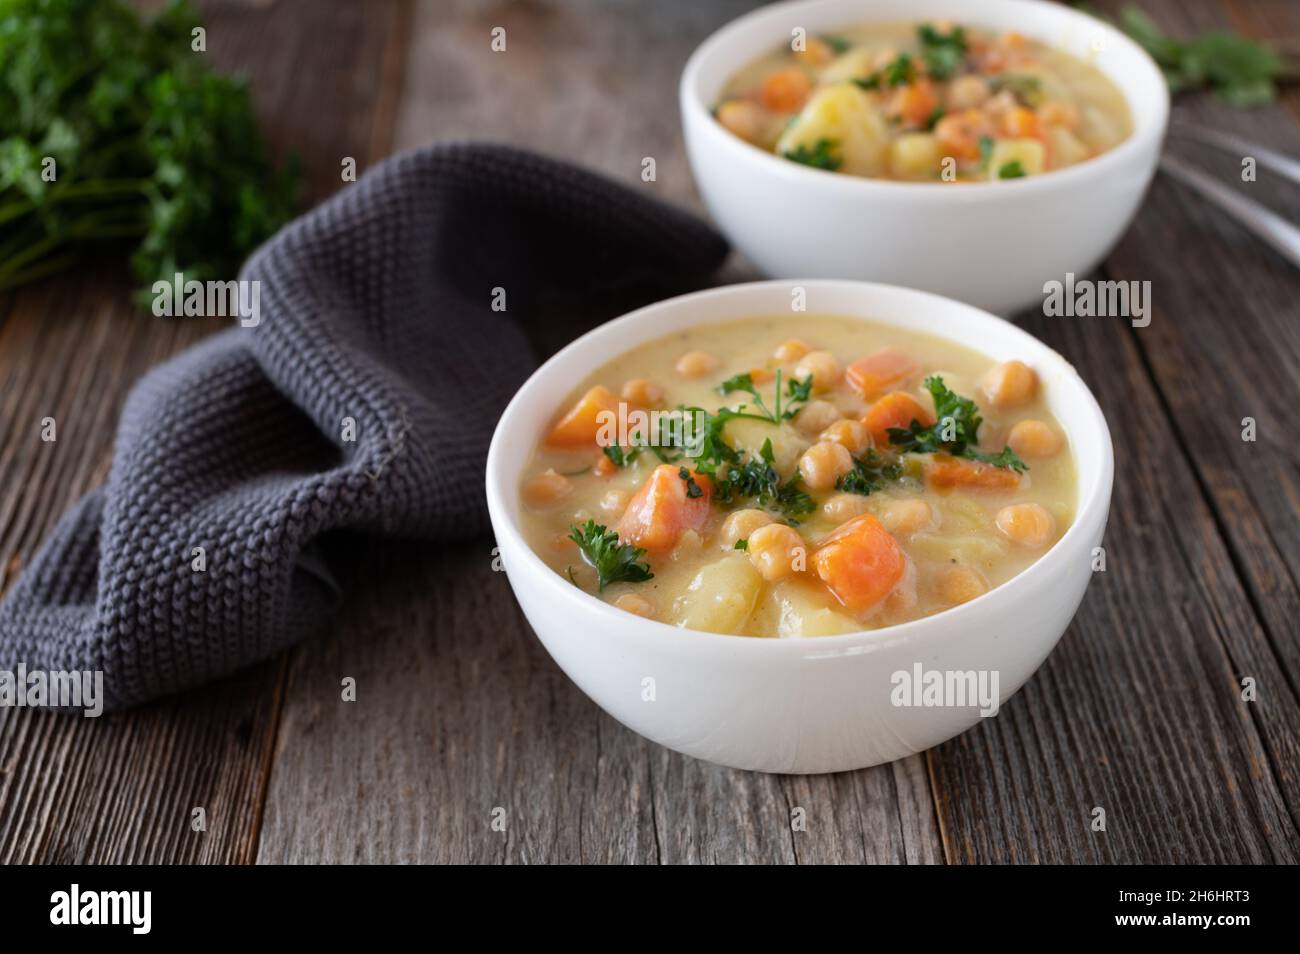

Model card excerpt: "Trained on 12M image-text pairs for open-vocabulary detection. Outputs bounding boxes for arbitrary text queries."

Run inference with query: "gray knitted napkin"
[0,143,728,711]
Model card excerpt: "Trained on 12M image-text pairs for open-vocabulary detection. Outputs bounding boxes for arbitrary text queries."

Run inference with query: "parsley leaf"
[918,23,967,80]
[717,369,813,423]
[603,444,640,468]
[782,138,842,171]
[885,376,1028,472]
[821,34,852,54]
[678,466,704,498]
[998,160,1027,179]
[568,520,654,591]
[712,438,815,524]
[836,450,903,496]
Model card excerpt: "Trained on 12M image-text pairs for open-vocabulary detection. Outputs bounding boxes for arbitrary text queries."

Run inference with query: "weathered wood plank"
[0,0,411,863]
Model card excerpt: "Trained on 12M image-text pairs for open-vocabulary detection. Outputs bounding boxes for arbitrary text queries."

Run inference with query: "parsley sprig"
[885,376,1028,472]
[836,450,904,496]
[918,23,967,80]
[717,370,813,424]
[782,138,842,171]
[568,520,653,591]
[712,437,816,524]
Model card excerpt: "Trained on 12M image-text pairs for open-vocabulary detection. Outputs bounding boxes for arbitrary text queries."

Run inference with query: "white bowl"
[680,0,1169,314]
[486,280,1113,773]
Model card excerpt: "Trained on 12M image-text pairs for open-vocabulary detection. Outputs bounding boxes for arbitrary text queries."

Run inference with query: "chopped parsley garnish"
[712,438,814,524]
[717,369,813,423]
[854,52,916,90]
[568,520,653,591]
[836,450,904,496]
[782,138,842,171]
[885,376,1027,472]
[987,73,1044,106]
[678,467,704,498]
[733,539,749,551]
[918,23,967,80]
[603,444,640,468]
[997,160,1027,179]
[820,34,852,54]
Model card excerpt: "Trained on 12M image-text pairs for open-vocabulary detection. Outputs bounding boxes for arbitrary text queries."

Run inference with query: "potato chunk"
[775,84,889,177]
[757,579,861,637]
[987,138,1046,179]
[671,554,763,634]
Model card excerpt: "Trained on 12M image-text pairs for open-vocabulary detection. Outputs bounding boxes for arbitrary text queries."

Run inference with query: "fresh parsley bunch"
[0,0,299,292]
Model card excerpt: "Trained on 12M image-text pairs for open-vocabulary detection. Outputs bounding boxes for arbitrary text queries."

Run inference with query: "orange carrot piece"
[760,68,812,112]
[1003,106,1041,139]
[812,514,906,612]
[862,391,935,447]
[617,465,713,552]
[890,79,939,127]
[924,453,1022,490]
[844,347,920,399]
[546,385,620,448]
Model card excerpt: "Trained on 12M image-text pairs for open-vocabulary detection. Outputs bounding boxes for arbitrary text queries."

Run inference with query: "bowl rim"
[679,0,1171,199]
[485,279,1115,658]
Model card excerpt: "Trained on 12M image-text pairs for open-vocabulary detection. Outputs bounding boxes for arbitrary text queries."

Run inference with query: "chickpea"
[715,100,767,144]
[1008,419,1062,459]
[995,503,1056,548]
[798,441,853,491]
[819,419,870,455]
[621,378,664,407]
[822,493,873,523]
[794,350,842,392]
[794,400,841,435]
[773,338,811,363]
[614,593,656,618]
[719,508,773,549]
[600,488,630,514]
[523,468,573,509]
[881,498,935,535]
[982,360,1038,408]
[672,528,704,561]
[936,565,988,605]
[676,350,720,379]
[947,74,990,110]
[746,524,807,582]
[794,36,835,66]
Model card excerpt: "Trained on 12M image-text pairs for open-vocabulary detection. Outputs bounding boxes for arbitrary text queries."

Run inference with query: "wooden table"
[1,0,1297,864]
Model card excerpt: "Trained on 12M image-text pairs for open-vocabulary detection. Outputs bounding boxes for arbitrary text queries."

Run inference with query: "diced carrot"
[862,391,935,447]
[617,465,713,552]
[924,453,1022,490]
[546,385,620,448]
[812,514,906,612]
[844,347,920,399]
[1003,106,1041,139]
[593,454,618,478]
[999,31,1028,49]
[760,67,812,112]
[934,110,989,161]
[890,79,939,127]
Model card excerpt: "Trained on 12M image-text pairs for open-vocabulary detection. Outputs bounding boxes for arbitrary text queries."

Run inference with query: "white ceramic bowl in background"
[680,0,1170,314]
[486,281,1113,774]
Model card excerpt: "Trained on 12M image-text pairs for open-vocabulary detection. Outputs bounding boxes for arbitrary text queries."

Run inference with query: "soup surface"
[714,21,1132,181]
[518,316,1076,637]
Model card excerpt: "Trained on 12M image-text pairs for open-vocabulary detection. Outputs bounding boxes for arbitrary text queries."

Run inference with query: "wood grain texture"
[0,0,412,863]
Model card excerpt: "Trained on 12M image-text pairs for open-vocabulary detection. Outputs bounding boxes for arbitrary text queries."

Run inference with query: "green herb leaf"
[820,34,852,54]
[836,450,903,496]
[918,23,967,80]
[885,376,1027,472]
[782,138,843,171]
[733,539,749,551]
[997,159,1027,179]
[568,520,654,591]
[603,444,639,468]
[678,466,704,498]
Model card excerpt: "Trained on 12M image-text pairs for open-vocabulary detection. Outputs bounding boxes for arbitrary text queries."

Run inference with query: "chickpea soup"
[518,316,1076,637]
[714,21,1132,181]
